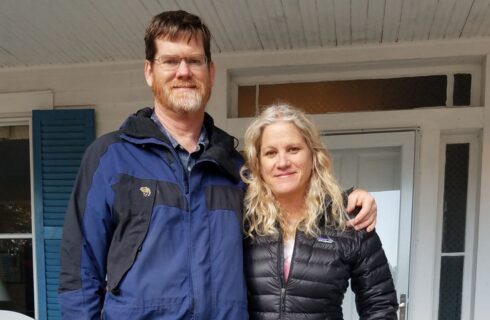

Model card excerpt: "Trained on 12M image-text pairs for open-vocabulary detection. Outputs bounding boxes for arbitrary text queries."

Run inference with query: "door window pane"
[438,256,464,320]
[438,143,470,320]
[442,144,469,253]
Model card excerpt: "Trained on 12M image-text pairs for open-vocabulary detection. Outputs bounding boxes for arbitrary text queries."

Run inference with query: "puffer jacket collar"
[119,107,242,182]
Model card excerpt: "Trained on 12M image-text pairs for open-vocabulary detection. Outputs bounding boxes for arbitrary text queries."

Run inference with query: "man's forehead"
[157,32,204,46]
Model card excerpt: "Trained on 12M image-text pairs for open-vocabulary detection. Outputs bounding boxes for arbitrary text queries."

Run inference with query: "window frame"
[229,60,481,118]
[434,132,480,320]
[0,118,37,318]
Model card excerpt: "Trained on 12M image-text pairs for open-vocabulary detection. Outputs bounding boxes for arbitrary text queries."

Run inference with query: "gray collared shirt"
[151,111,208,172]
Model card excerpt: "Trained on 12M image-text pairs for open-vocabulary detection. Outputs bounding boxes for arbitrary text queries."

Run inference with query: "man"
[58,10,377,320]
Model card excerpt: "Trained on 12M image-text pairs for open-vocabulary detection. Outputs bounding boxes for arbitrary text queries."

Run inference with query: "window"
[231,58,480,118]
[0,125,34,317]
[238,75,453,117]
[437,134,479,320]
[453,74,472,106]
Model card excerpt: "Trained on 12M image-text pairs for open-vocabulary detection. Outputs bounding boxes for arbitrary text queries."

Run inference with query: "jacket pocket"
[103,294,190,320]
[106,174,157,292]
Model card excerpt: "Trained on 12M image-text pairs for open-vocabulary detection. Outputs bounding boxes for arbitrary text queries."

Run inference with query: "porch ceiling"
[1,0,489,69]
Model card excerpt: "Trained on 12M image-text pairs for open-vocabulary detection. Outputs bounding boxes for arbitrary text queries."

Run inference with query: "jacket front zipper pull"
[280,287,286,312]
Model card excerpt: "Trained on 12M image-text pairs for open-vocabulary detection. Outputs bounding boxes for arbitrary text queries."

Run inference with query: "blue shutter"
[32,109,95,320]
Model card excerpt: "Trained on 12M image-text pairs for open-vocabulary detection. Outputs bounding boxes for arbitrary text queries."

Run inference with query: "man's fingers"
[346,195,358,212]
[346,188,377,232]
[348,202,377,230]
[354,206,370,229]
[350,213,375,231]
[360,214,376,231]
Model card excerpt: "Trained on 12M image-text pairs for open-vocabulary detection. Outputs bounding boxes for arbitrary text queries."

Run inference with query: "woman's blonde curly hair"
[240,103,348,239]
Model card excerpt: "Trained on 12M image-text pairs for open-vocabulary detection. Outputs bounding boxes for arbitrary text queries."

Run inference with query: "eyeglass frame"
[149,54,209,71]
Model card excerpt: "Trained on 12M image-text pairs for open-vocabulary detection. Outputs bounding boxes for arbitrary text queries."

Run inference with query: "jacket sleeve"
[58,140,114,320]
[350,230,399,320]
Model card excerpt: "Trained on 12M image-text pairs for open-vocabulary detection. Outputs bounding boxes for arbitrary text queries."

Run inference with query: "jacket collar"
[120,107,168,143]
[120,107,242,182]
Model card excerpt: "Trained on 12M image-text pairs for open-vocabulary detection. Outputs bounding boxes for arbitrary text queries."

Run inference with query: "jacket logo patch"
[317,236,334,244]
[139,187,151,197]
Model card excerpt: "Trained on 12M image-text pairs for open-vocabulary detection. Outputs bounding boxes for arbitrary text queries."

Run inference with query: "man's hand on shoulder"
[346,188,377,232]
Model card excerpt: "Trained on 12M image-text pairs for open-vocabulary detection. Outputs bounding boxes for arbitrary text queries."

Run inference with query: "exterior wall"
[0,62,152,135]
[0,38,489,319]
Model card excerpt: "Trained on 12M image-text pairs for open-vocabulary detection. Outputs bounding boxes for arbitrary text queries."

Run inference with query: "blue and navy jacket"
[58,108,248,319]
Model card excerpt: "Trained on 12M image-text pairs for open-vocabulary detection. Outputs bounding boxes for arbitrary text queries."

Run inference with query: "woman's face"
[259,121,313,204]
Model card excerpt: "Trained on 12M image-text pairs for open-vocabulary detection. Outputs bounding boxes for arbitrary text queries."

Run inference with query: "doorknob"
[399,293,407,320]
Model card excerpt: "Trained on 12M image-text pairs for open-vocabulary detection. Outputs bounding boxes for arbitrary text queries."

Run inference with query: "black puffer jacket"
[244,226,398,319]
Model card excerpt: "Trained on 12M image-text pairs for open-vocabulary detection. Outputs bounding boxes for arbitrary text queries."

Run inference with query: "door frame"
[321,130,416,319]
[434,133,480,320]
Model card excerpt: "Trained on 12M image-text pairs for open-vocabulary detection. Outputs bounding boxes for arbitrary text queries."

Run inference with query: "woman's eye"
[288,147,300,153]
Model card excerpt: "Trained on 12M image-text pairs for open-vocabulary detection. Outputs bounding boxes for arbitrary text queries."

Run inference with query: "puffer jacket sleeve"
[350,230,399,320]
[58,136,115,320]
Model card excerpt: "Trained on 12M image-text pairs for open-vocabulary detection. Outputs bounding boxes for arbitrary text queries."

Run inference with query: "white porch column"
[473,54,490,319]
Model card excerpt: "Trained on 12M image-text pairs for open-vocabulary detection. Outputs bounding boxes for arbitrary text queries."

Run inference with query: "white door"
[321,131,415,320]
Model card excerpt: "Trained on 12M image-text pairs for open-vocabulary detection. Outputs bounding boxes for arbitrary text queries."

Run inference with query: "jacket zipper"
[278,237,286,319]
[187,158,215,319]
[186,157,228,318]
[278,231,299,319]
[186,164,197,318]
[165,146,196,318]
[280,287,286,315]
[160,144,197,317]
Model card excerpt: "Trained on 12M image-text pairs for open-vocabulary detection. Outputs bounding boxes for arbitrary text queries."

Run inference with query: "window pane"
[0,127,33,318]
[0,239,34,317]
[438,256,464,320]
[0,202,31,234]
[238,85,257,117]
[0,138,31,233]
[453,74,471,106]
[442,144,469,253]
[237,75,448,117]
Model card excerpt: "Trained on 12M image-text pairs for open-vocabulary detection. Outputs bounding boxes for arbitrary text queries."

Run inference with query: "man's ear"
[144,60,153,87]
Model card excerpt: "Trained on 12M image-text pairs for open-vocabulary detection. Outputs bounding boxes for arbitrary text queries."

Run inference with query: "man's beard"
[152,78,211,113]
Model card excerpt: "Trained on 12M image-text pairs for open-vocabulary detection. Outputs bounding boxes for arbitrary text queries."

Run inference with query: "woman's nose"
[277,153,290,168]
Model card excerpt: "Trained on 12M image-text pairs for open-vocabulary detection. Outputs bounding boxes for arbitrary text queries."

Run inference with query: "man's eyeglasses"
[151,55,208,71]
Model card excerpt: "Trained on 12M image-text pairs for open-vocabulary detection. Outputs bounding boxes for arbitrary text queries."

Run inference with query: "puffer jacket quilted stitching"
[245,224,398,320]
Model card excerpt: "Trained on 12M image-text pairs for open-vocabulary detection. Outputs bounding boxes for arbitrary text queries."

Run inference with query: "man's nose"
[175,59,192,78]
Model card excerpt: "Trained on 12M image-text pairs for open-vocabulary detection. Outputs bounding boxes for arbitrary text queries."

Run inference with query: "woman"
[241,104,398,320]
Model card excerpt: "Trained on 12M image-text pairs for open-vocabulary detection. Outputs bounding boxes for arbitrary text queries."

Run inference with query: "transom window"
[236,74,473,118]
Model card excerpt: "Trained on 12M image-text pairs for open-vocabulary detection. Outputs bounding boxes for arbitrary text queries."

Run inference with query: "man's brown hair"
[145,10,212,64]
